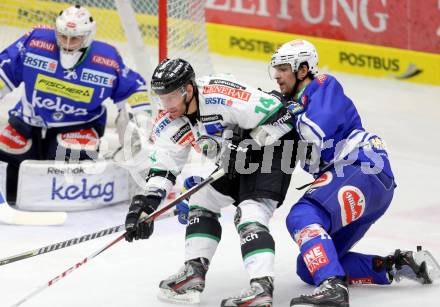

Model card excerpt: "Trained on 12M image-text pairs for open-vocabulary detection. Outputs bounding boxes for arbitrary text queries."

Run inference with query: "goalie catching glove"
[125,189,164,242]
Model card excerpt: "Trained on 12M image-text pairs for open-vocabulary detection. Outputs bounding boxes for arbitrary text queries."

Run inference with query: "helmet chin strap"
[291,71,303,101]
[183,83,198,115]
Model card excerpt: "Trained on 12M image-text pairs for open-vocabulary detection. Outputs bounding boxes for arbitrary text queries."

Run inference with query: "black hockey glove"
[125,194,162,242]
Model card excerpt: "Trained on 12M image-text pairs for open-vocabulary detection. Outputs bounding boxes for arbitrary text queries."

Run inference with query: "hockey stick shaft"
[0,207,178,267]
[10,168,225,307]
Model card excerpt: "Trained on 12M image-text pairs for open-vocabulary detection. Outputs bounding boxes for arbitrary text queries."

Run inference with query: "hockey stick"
[10,168,225,307]
[0,206,178,267]
[0,189,67,226]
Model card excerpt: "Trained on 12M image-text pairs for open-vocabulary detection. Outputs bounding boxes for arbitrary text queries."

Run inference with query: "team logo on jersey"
[35,74,94,103]
[303,243,330,275]
[91,54,120,72]
[316,74,328,85]
[32,90,88,117]
[63,69,78,80]
[208,79,246,90]
[23,52,58,73]
[28,39,56,52]
[202,85,251,101]
[309,171,333,189]
[80,68,116,88]
[338,185,366,226]
[0,124,32,154]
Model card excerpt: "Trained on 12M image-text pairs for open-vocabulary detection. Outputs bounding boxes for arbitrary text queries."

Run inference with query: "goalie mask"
[55,5,96,69]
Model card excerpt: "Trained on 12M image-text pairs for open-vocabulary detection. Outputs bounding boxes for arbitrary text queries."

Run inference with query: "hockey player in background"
[123,58,298,306]
[260,39,440,306]
[0,5,150,202]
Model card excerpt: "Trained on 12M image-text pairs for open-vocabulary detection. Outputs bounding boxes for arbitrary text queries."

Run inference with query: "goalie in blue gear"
[0,5,150,202]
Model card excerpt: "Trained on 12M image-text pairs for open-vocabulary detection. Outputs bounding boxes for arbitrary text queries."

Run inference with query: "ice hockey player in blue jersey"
[0,5,150,202]
[265,39,440,306]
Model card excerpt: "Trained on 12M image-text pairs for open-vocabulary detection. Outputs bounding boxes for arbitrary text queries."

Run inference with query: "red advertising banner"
[205,0,440,54]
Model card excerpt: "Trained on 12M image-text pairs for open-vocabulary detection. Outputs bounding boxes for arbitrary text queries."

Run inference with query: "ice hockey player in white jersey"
[260,39,440,306]
[0,5,150,202]
[124,58,298,306]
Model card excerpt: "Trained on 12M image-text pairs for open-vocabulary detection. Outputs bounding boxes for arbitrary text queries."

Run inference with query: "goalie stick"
[0,206,178,267]
[10,168,225,307]
[0,189,66,226]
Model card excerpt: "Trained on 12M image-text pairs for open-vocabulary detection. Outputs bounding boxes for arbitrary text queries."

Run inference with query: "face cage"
[56,31,87,53]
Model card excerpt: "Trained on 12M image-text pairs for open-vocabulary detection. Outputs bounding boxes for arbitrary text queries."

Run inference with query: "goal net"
[0,0,213,123]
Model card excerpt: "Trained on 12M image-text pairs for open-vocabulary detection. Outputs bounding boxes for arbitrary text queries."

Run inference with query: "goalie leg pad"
[52,128,100,161]
[0,123,37,202]
[16,159,130,211]
[0,123,32,155]
[185,207,222,262]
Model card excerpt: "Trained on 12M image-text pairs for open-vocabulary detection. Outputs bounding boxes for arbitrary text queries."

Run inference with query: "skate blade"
[157,288,201,305]
[414,250,440,281]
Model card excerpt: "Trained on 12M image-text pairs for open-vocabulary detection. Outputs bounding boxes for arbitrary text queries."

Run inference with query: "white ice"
[1,54,440,307]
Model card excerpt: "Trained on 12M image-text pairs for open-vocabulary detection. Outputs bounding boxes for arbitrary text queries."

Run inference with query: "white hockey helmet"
[270,39,319,78]
[55,5,96,69]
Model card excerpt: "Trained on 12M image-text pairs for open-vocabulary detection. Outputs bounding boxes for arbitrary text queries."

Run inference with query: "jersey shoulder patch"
[152,111,186,139]
[315,74,329,85]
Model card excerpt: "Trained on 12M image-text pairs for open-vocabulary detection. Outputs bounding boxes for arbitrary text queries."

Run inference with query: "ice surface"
[1,54,440,306]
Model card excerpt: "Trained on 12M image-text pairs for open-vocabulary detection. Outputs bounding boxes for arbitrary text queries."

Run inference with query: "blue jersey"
[0,27,149,128]
[294,74,393,179]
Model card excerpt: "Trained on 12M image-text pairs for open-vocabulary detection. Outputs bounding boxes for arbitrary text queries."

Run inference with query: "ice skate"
[387,246,440,284]
[221,276,273,307]
[290,277,349,307]
[157,258,209,304]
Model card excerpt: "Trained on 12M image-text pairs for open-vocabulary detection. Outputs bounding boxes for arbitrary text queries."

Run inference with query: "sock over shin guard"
[185,207,222,262]
[238,222,275,278]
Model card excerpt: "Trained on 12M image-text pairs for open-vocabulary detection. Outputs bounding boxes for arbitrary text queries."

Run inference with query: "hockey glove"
[125,194,162,242]
[175,176,204,224]
[287,101,306,116]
